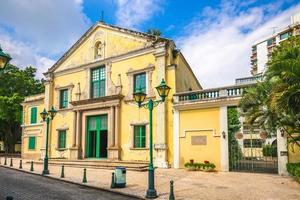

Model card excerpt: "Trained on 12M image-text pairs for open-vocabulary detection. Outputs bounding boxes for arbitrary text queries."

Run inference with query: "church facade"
[21,22,201,168]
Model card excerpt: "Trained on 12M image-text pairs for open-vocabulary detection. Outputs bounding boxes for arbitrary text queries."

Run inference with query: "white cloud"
[0,0,91,78]
[115,0,163,29]
[178,1,300,88]
[0,28,55,78]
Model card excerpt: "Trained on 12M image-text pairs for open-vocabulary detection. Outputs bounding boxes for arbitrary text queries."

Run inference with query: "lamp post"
[133,79,171,199]
[0,45,12,70]
[40,106,57,175]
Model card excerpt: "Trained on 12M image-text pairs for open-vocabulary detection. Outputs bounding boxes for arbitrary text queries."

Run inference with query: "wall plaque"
[280,151,288,156]
[191,136,207,145]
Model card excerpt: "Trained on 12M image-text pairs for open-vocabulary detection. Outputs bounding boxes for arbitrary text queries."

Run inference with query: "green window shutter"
[30,107,37,124]
[58,130,66,149]
[134,125,146,148]
[28,136,36,150]
[60,89,68,109]
[134,73,146,93]
[91,66,106,98]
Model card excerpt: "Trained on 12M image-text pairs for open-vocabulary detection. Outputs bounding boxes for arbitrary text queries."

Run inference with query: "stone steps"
[27,159,149,172]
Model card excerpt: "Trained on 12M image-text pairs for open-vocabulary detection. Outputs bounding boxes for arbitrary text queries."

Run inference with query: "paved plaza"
[0,158,300,200]
[0,166,139,200]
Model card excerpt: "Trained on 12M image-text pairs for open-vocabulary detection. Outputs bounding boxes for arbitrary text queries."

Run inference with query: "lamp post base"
[146,189,158,199]
[146,168,157,199]
[42,170,49,175]
[43,157,49,175]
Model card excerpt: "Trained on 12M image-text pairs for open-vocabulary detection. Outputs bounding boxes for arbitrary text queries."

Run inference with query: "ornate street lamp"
[0,45,12,70]
[40,106,57,175]
[133,78,171,199]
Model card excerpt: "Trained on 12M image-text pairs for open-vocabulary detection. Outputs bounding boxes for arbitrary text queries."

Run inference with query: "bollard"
[10,158,13,167]
[82,168,87,183]
[19,160,22,169]
[110,172,116,188]
[4,157,7,165]
[60,165,65,178]
[6,196,13,200]
[30,161,34,172]
[169,180,175,200]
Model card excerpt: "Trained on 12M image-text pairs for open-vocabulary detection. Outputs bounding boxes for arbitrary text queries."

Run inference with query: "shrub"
[287,163,300,182]
[184,161,216,172]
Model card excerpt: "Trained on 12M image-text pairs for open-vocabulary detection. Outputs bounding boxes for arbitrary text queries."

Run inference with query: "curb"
[0,165,145,200]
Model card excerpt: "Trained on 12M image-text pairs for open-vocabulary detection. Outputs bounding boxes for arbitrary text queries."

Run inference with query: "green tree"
[240,36,300,149]
[147,28,162,36]
[0,64,44,152]
[227,107,243,169]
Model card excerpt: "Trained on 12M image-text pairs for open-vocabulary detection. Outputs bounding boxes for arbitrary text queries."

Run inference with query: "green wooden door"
[86,115,108,158]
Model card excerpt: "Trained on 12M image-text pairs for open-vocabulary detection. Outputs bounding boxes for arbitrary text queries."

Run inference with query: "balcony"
[235,74,262,85]
[173,84,255,103]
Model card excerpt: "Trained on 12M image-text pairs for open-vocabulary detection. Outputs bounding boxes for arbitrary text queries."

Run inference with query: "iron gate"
[229,138,278,173]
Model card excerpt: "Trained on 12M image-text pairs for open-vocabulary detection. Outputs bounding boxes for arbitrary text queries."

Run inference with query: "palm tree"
[239,82,278,135]
[147,29,162,36]
[266,36,300,115]
[240,36,300,148]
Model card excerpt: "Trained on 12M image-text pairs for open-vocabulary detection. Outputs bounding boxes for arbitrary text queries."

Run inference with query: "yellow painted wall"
[22,98,45,159]
[179,108,221,170]
[58,26,149,72]
[49,71,87,158]
[113,53,157,161]
[22,131,43,159]
[166,66,176,165]
[175,53,202,92]
[23,102,44,126]
[289,144,300,163]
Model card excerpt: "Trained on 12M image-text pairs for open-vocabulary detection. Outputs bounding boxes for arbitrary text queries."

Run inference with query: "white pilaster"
[173,109,180,168]
[154,43,168,168]
[220,106,229,171]
[277,129,288,175]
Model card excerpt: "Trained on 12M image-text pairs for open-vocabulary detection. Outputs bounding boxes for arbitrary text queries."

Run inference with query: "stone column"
[76,111,82,159]
[72,111,77,147]
[110,106,115,147]
[277,129,288,175]
[115,105,120,148]
[69,110,78,160]
[220,106,229,172]
[173,109,180,169]
[108,105,120,160]
[154,43,168,168]
[41,79,53,159]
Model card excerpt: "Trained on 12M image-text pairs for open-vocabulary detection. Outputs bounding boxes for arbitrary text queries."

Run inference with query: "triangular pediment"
[49,22,159,73]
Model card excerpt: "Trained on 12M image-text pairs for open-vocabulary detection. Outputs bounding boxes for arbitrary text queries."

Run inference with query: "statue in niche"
[94,41,105,59]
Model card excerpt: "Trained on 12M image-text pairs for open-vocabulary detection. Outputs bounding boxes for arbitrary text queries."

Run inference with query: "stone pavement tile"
[0,157,299,200]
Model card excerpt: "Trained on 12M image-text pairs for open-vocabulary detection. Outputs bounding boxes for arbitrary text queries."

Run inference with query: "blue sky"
[0,0,299,87]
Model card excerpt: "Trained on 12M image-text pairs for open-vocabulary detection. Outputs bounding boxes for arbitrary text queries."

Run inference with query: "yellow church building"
[21,22,298,173]
[21,22,201,169]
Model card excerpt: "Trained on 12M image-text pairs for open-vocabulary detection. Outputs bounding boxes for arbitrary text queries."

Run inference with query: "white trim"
[173,109,180,169]
[220,106,229,172]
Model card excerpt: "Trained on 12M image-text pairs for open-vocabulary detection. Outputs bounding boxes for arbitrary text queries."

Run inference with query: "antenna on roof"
[271,27,278,35]
[100,11,104,22]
